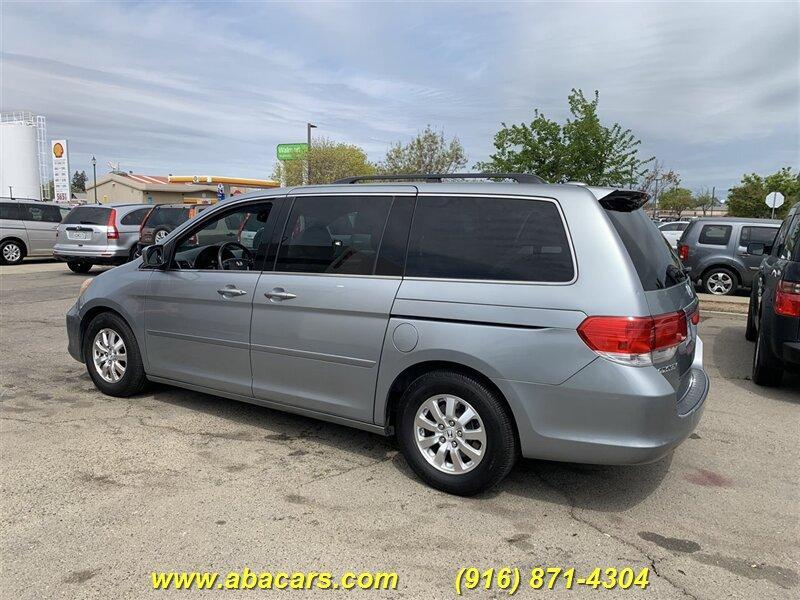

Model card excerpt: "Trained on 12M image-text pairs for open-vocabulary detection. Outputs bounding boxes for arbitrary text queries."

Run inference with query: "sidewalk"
[697,292,749,315]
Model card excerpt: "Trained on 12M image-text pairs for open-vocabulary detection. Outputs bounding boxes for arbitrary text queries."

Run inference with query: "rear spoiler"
[587,187,650,212]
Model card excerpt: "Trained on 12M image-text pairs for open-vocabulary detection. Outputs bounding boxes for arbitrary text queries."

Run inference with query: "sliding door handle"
[265,288,296,301]
[217,286,248,297]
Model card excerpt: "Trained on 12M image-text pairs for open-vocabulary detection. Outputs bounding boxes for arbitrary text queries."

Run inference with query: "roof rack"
[333,172,546,185]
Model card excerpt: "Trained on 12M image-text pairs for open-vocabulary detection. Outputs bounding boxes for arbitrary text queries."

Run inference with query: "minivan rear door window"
[405,195,574,282]
[698,224,732,246]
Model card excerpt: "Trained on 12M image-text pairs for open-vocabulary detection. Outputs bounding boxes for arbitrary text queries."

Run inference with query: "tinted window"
[276,195,392,275]
[22,204,62,222]
[605,208,686,291]
[145,207,190,228]
[375,196,414,276]
[698,224,732,245]
[62,206,111,225]
[0,202,21,220]
[740,226,778,249]
[120,207,151,226]
[406,196,574,282]
[780,215,800,260]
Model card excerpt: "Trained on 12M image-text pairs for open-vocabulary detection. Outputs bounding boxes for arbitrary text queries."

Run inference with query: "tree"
[477,89,653,185]
[71,170,88,193]
[658,187,696,218]
[694,187,724,216]
[379,126,467,174]
[727,167,800,219]
[638,159,681,200]
[272,138,376,186]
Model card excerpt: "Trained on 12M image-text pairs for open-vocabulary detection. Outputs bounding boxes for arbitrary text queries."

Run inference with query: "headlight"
[79,278,93,297]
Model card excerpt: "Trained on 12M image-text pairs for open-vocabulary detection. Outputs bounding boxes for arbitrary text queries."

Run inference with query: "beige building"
[85,173,219,205]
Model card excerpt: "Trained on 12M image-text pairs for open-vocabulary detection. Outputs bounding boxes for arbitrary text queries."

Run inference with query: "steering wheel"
[217,241,254,270]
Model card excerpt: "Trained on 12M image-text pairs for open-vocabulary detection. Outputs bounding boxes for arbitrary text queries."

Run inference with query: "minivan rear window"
[605,209,686,291]
[405,196,574,282]
[62,206,111,225]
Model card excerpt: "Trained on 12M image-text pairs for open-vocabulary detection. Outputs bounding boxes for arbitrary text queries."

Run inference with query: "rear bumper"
[496,338,709,465]
[783,341,800,366]
[66,302,82,363]
[53,246,128,264]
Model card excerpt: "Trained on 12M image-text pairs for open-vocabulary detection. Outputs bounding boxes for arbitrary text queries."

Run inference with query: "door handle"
[264,288,296,301]
[217,286,248,297]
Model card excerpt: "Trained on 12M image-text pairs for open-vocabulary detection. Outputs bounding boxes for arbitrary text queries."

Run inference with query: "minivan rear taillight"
[775,280,800,317]
[678,243,689,261]
[578,311,688,366]
[106,208,119,239]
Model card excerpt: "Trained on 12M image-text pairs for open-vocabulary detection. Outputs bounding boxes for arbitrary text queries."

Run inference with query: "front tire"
[67,260,92,274]
[83,312,147,397]
[703,267,737,296]
[0,240,24,265]
[752,317,783,387]
[397,370,517,496]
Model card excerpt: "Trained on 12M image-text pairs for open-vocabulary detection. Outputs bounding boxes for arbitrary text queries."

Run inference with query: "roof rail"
[333,172,546,184]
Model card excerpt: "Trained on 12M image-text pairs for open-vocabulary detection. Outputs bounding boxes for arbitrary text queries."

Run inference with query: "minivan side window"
[405,196,574,282]
[276,195,392,275]
[698,224,732,246]
[0,202,21,220]
[22,204,62,223]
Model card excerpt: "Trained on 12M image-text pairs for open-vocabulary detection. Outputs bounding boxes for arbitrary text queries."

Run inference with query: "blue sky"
[2,1,798,196]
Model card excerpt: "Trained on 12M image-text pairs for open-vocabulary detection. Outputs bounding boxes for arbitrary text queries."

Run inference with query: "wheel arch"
[1,237,28,257]
[382,360,520,443]
[79,305,136,360]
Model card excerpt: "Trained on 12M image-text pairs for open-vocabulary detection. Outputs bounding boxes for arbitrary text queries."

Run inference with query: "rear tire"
[752,318,783,387]
[128,245,141,262]
[397,370,517,496]
[67,260,92,274]
[153,228,169,244]
[0,240,24,265]
[703,267,737,296]
[745,284,758,342]
[83,312,147,397]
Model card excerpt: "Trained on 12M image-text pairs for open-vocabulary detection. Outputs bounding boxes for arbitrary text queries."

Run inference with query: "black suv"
[746,203,800,386]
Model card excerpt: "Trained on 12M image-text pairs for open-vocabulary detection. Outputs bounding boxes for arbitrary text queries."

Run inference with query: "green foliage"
[272,138,376,186]
[477,89,653,185]
[727,167,800,219]
[71,170,88,193]
[379,126,467,174]
[658,187,697,218]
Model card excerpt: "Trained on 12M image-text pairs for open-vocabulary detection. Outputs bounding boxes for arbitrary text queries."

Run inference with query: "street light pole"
[91,156,98,204]
[307,123,317,184]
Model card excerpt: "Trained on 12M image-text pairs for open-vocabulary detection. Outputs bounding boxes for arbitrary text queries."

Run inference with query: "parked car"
[0,198,68,265]
[676,217,782,295]
[66,173,707,495]
[658,220,691,249]
[745,203,800,386]
[53,204,152,273]
[137,204,209,253]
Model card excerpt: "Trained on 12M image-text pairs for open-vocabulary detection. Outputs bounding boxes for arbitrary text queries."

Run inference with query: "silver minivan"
[54,204,152,273]
[65,174,708,495]
[0,199,69,265]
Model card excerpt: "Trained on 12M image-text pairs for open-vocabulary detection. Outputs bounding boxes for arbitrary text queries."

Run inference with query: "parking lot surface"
[1,263,798,599]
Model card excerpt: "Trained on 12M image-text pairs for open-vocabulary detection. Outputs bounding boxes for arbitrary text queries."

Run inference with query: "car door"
[20,203,61,255]
[144,197,283,396]
[250,188,415,423]
[757,215,799,321]
[738,225,780,285]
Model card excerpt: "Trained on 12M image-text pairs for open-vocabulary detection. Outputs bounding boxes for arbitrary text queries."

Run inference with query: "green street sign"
[277,143,308,161]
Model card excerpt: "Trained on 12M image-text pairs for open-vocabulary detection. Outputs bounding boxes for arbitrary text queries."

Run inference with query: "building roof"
[86,172,218,193]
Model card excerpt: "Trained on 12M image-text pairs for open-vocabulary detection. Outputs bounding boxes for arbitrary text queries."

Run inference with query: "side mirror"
[141,244,167,268]
[746,242,765,256]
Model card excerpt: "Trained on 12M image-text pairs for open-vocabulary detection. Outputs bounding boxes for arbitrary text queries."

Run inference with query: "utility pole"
[91,156,98,204]
[8,186,13,200]
[710,186,715,217]
[306,123,317,184]
[653,177,661,219]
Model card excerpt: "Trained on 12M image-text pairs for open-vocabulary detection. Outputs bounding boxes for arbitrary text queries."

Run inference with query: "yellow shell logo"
[53,143,64,158]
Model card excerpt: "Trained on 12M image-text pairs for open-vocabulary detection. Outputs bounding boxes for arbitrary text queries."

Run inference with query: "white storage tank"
[1,115,43,200]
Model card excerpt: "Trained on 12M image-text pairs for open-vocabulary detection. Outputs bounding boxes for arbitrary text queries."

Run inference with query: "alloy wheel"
[414,394,487,474]
[2,243,21,263]
[707,272,733,295]
[92,328,127,383]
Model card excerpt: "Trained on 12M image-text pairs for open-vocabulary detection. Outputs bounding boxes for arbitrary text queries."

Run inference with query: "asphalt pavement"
[0,262,798,599]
